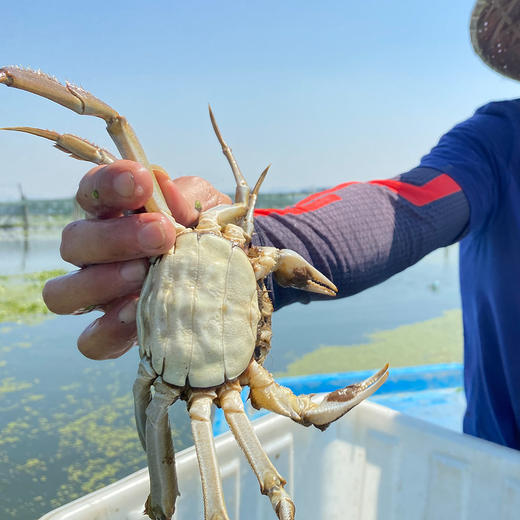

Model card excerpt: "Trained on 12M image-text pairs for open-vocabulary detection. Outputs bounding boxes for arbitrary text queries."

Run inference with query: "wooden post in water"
[17,183,29,236]
[17,184,29,269]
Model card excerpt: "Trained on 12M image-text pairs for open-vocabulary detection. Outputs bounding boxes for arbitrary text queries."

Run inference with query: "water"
[0,231,461,519]
[0,317,150,518]
[0,233,70,274]
[265,246,460,372]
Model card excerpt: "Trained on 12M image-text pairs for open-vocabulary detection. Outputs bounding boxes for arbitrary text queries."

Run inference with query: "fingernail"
[113,171,135,198]
[138,221,167,251]
[120,260,147,283]
[118,299,138,324]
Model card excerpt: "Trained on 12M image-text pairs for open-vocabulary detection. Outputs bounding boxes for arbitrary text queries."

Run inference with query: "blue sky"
[1,0,520,198]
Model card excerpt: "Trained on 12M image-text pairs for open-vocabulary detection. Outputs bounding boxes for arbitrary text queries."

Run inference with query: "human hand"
[43,159,231,360]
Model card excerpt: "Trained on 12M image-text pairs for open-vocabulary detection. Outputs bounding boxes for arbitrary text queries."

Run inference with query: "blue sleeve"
[253,168,469,310]
[420,100,520,235]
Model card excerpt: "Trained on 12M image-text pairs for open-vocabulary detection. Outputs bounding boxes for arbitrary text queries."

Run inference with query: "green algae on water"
[0,377,33,400]
[0,358,188,519]
[0,269,67,324]
[0,294,193,519]
[279,309,463,376]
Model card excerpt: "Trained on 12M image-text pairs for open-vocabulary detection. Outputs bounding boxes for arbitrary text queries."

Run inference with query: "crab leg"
[208,105,250,205]
[0,66,169,216]
[145,378,181,520]
[245,360,389,431]
[219,381,295,520]
[1,127,117,165]
[242,165,270,237]
[133,357,157,451]
[188,390,229,520]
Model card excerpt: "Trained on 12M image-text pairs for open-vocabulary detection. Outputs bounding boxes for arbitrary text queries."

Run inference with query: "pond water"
[0,231,461,519]
[0,233,70,275]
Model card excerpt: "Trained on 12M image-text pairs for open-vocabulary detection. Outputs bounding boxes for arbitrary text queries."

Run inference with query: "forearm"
[253,167,469,310]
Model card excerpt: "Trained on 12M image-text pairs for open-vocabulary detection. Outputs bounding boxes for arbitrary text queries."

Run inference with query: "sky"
[1,0,520,199]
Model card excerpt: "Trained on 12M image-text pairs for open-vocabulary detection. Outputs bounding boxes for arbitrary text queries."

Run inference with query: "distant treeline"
[0,191,322,230]
[0,198,80,217]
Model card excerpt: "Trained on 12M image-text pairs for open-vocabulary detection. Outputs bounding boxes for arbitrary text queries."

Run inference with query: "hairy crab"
[0,66,389,520]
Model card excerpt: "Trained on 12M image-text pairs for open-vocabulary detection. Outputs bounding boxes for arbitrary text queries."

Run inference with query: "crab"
[0,66,389,520]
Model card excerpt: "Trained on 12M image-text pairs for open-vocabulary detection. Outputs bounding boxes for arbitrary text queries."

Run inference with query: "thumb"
[152,167,199,226]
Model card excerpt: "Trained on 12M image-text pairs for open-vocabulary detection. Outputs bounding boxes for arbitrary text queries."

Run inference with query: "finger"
[76,160,153,218]
[171,175,232,214]
[43,259,148,314]
[61,212,175,266]
[78,295,139,360]
[154,170,232,226]
[153,168,197,225]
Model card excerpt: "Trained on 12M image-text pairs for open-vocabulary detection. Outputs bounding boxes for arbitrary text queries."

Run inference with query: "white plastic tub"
[40,400,520,520]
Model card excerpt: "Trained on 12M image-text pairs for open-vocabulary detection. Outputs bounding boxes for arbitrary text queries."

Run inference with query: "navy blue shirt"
[421,100,520,448]
[255,100,520,449]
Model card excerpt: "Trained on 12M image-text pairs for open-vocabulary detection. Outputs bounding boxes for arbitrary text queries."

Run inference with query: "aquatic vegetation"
[0,269,67,324]
[0,334,193,519]
[281,310,463,376]
[0,377,33,399]
[53,393,146,501]
[16,457,47,474]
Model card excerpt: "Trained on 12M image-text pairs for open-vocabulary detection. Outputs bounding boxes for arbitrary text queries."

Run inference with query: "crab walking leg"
[145,377,181,520]
[132,357,157,451]
[242,165,270,238]
[219,382,295,520]
[188,390,229,520]
[206,109,269,235]
[246,361,389,431]
[1,127,118,165]
[0,66,169,215]
[208,105,250,205]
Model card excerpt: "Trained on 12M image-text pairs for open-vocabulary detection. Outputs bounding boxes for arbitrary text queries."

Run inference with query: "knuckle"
[76,166,103,210]
[77,334,105,360]
[220,192,232,204]
[78,345,104,360]
[42,279,60,313]
[187,175,204,184]
[60,221,80,264]
[61,220,77,237]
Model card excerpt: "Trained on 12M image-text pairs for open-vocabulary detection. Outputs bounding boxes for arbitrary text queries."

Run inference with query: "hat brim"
[471,0,520,80]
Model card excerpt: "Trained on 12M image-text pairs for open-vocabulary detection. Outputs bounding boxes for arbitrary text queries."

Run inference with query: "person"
[43,0,520,450]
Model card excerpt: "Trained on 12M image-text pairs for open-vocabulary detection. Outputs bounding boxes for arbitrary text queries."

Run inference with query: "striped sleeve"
[253,167,469,310]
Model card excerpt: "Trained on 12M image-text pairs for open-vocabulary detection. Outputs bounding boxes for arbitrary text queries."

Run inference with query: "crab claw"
[247,362,389,432]
[273,249,338,296]
[303,363,389,430]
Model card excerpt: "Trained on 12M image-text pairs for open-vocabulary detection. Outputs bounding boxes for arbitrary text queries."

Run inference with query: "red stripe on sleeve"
[368,174,461,206]
[255,182,358,216]
[254,173,462,216]
[254,193,343,216]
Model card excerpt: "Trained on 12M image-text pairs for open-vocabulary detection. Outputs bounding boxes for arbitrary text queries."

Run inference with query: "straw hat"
[471,0,520,80]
